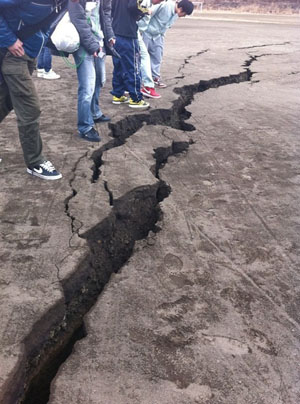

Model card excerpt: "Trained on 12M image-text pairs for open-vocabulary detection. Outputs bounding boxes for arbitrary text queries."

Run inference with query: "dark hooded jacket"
[0,0,65,58]
[68,0,114,55]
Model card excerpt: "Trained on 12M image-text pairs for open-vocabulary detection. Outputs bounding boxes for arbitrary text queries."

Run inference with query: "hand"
[93,48,101,57]
[8,39,24,57]
[109,38,116,46]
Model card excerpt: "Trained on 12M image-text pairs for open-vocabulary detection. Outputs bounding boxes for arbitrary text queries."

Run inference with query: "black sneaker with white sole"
[79,127,101,142]
[27,160,62,180]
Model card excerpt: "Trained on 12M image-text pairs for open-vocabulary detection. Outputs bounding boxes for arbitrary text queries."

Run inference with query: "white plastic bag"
[51,12,80,53]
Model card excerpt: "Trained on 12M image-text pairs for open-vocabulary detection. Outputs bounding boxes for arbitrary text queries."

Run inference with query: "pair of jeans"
[142,34,164,81]
[138,31,154,88]
[73,46,106,135]
[37,46,52,72]
[111,35,142,102]
[0,51,44,168]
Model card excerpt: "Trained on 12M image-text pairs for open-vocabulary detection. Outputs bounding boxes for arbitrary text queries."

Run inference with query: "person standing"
[111,0,150,109]
[37,45,60,80]
[0,0,63,180]
[138,0,164,99]
[68,0,114,142]
[141,0,194,88]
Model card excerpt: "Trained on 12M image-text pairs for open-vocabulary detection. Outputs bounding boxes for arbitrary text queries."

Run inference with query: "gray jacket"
[68,0,114,55]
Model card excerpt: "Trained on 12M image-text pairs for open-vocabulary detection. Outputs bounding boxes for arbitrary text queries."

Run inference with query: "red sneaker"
[141,86,161,99]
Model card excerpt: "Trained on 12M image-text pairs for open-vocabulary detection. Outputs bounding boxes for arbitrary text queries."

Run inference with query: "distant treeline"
[198,0,300,14]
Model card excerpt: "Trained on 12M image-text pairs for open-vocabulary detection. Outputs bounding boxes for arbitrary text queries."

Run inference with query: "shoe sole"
[94,118,111,123]
[79,133,101,142]
[27,168,62,180]
[42,76,61,80]
[112,100,130,104]
[141,92,161,99]
[129,104,150,109]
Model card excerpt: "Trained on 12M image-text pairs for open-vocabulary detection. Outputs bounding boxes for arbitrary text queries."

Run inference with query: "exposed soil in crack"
[0,57,257,404]
[92,57,254,182]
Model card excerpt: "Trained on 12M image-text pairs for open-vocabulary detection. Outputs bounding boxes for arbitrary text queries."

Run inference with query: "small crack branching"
[176,49,209,79]
[228,42,290,51]
[104,180,114,206]
[64,152,88,245]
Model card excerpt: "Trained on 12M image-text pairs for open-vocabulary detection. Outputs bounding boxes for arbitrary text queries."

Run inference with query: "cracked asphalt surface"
[0,14,300,404]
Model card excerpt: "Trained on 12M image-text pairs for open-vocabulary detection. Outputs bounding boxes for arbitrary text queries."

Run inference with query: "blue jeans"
[73,46,106,135]
[138,31,154,88]
[37,46,52,72]
[111,35,142,102]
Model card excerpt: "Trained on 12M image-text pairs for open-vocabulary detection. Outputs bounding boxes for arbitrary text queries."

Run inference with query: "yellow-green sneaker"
[112,95,129,105]
[128,99,150,109]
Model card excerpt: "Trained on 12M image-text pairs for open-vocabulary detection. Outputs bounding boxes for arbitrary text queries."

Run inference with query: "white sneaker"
[37,68,45,78]
[42,69,60,80]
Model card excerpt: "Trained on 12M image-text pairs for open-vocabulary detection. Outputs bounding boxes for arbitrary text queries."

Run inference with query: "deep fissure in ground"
[1,62,255,404]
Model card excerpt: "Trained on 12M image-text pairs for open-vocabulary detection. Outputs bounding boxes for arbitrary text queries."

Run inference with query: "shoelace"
[40,161,56,173]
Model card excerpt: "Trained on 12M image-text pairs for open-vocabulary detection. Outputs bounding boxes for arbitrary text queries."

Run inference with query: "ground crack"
[3,143,189,404]
[3,56,259,404]
[175,49,209,79]
[92,55,255,182]
[64,152,88,243]
[228,41,290,50]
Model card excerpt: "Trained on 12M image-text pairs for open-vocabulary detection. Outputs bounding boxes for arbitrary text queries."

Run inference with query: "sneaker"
[129,99,150,109]
[112,95,130,105]
[42,69,60,80]
[154,77,167,88]
[37,68,45,78]
[27,160,62,180]
[141,86,161,99]
[79,127,101,142]
[94,114,111,123]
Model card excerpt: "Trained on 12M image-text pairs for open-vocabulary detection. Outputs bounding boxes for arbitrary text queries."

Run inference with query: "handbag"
[50,12,80,54]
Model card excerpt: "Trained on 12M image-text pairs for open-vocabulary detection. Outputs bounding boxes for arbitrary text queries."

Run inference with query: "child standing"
[111,0,150,109]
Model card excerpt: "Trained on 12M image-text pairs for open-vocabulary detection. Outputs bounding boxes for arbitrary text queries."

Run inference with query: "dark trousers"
[111,35,142,102]
[0,51,44,168]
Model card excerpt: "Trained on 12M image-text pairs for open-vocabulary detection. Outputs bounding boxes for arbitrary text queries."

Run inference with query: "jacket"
[68,0,114,55]
[140,0,178,40]
[0,0,65,58]
[112,0,149,39]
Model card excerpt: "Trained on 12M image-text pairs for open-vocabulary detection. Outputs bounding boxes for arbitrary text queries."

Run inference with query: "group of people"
[0,0,194,181]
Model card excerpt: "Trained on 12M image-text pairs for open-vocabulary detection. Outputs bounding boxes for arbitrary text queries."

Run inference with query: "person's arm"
[68,0,99,54]
[101,0,115,44]
[0,0,24,55]
[150,0,173,35]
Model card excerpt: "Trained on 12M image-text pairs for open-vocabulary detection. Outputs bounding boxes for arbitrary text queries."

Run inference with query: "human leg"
[37,46,60,79]
[73,47,97,135]
[0,82,13,122]
[111,36,127,98]
[138,31,154,88]
[42,46,52,72]
[112,36,143,102]
[1,53,61,178]
[91,55,106,120]
[37,46,46,69]
[1,53,44,168]
[149,35,164,81]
